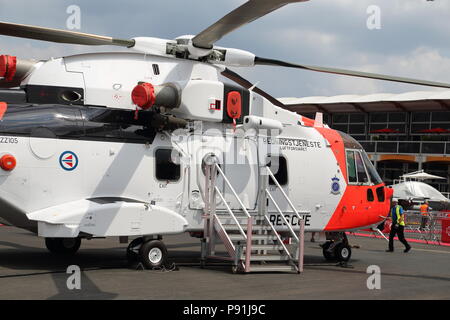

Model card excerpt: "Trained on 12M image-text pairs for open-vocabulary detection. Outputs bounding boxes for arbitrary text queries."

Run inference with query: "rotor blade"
[221,68,285,108]
[255,57,450,89]
[192,0,308,49]
[0,21,135,47]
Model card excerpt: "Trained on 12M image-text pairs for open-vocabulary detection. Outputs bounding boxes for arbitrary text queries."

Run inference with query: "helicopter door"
[221,136,258,210]
[187,134,258,211]
[187,134,224,211]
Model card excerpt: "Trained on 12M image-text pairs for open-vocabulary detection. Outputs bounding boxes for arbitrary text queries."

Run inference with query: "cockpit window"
[346,151,357,183]
[361,151,383,185]
[355,151,369,184]
[346,150,370,185]
[340,131,383,185]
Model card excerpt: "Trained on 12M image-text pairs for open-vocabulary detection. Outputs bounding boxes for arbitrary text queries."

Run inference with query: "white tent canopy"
[392,181,449,202]
[400,170,446,181]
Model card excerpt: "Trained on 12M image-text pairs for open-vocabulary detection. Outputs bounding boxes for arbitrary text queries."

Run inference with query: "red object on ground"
[0,154,16,171]
[441,218,450,243]
[347,232,450,247]
[0,55,17,81]
[131,82,156,110]
[382,220,392,234]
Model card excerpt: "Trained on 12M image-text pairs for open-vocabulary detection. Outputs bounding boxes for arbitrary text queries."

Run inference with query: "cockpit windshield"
[340,131,383,185]
[361,150,383,185]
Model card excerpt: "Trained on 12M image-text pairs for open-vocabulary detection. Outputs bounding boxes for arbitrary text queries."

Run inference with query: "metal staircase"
[201,155,305,273]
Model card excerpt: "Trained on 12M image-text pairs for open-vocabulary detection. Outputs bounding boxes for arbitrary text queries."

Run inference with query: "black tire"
[126,237,144,262]
[322,241,336,261]
[139,240,168,269]
[334,243,352,262]
[45,237,81,255]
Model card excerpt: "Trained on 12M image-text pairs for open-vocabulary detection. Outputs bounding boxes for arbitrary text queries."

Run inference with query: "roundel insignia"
[331,176,341,195]
[59,151,78,171]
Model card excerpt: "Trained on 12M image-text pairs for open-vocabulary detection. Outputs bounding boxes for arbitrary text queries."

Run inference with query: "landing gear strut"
[321,232,352,262]
[45,237,81,255]
[126,237,168,269]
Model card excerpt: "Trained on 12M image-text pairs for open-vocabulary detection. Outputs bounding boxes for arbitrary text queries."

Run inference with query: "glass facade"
[302,110,450,192]
[303,111,450,141]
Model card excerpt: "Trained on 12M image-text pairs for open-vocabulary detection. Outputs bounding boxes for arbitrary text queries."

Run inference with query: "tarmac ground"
[0,226,449,300]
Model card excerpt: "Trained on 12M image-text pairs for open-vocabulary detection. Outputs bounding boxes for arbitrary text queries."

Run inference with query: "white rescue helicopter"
[1,0,449,273]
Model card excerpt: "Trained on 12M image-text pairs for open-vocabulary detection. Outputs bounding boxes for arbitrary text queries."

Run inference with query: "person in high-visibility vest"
[387,199,411,253]
[419,200,431,231]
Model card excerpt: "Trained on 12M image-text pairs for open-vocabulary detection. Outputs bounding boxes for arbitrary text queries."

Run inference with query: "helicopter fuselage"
[0,52,391,239]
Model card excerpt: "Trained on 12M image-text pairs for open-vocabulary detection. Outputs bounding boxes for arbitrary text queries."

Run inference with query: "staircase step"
[218,218,265,226]
[229,234,279,241]
[248,265,298,273]
[222,224,272,231]
[244,244,285,251]
[216,214,266,221]
[243,254,290,261]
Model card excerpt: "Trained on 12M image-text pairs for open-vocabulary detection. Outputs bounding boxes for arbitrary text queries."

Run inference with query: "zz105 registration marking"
[0,137,19,144]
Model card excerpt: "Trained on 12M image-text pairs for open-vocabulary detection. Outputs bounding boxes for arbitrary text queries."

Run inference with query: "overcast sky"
[1,0,449,98]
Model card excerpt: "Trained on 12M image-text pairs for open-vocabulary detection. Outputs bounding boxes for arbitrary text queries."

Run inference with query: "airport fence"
[349,210,450,246]
[403,210,450,244]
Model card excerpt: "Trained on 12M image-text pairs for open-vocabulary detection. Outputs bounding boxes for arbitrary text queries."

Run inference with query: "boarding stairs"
[201,156,305,273]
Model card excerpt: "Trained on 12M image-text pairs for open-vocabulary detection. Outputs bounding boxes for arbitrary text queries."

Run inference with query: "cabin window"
[268,156,288,186]
[155,148,181,182]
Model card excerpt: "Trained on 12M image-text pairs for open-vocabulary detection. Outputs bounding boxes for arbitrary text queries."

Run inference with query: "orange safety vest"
[420,204,429,216]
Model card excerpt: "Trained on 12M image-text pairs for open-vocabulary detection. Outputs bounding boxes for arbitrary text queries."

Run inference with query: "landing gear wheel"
[45,237,81,255]
[126,237,144,262]
[334,243,352,262]
[322,241,336,261]
[139,240,168,269]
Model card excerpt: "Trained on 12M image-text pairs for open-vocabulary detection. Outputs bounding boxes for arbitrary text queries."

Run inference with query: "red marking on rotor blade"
[0,102,7,120]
